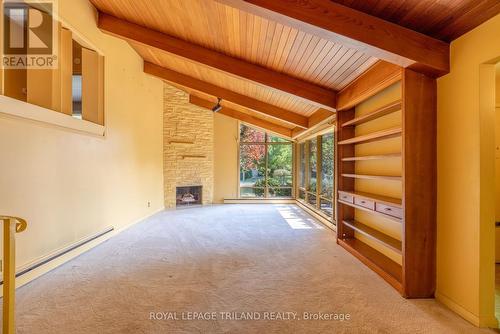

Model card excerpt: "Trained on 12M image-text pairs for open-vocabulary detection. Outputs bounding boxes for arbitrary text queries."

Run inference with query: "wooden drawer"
[376,203,403,219]
[339,192,354,203]
[354,197,375,210]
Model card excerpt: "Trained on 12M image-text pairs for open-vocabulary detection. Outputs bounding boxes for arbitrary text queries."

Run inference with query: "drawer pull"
[375,203,403,219]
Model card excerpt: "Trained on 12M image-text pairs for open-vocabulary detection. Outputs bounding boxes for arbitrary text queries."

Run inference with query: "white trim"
[7,209,164,296]
[0,95,105,136]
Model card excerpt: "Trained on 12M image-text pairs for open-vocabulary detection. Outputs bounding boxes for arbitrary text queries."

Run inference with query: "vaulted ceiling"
[88,0,500,138]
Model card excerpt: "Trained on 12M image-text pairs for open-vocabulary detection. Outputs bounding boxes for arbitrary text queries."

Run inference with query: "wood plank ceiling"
[89,0,500,137]
[332,0,500,42]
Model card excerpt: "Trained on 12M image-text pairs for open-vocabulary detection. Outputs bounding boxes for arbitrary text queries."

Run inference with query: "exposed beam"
[214,0,449,77]
[337,61,402,111]
[189,95,293,138]
[98,12,337,109]
[145,62,308,129]
[291,108,335,139]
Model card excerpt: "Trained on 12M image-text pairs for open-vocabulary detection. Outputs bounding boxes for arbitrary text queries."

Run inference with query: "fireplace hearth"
[176,186,202,207]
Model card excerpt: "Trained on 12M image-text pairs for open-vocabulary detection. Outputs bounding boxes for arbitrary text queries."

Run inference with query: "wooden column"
[401,69,437,298]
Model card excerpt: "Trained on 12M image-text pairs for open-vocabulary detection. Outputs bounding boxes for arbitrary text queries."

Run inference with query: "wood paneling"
[189,95,292,138]
[337,61,402,111]
[90,0,377,91]
[82,48,105,125]
[333,0,500,42]
[97,12,338,110]
[144,62,309,128]
[137,45,319,116]
[215,0,449,76]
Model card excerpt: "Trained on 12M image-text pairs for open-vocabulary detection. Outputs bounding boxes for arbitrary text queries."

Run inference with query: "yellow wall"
[0,0,164,271]
[496,68,500,262]
[437,13,500,327]
[213,114,238,202]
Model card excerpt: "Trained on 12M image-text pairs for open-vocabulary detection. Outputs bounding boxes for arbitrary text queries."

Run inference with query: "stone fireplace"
[176,186,202,207]
[164,84,214,208]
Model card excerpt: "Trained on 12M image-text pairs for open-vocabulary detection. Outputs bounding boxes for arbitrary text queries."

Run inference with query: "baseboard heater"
[0,226,114,284]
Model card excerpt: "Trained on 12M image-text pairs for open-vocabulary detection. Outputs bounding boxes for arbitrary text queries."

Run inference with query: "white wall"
[0,0,164,271]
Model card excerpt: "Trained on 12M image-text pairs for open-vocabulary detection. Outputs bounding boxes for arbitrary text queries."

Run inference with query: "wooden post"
[2,218,15,334]
[401,68,437,298]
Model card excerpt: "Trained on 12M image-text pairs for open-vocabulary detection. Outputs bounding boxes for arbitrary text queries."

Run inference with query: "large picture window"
[239,124,293,198]
[298,130,335,222]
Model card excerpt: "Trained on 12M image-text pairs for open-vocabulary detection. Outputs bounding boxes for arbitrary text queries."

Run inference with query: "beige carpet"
[15,204,496,333]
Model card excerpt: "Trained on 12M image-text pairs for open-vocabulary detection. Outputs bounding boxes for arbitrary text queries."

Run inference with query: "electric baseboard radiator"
[0,226,114,284]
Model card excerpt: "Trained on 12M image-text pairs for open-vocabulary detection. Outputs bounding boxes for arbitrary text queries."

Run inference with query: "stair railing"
[0,216,27,334]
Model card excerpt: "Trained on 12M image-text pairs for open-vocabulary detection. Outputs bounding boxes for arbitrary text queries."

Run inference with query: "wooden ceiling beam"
[98,12,337,110]
[214,0,449,77]
[337,61,402,111]
[189,95,293,138]
[292,108,336,139]
[145,62,309,129]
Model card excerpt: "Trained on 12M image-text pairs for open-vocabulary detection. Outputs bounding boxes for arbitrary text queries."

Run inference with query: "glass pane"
[320,198,334,218]
[267,134,291,143]
[298,189,306,201]
[240,144,265,191]
[299,142,306,188]
[321,133,334,199]
[240,187,265,198]
[240,124,265,142]
[309,139,317,192]
[307,193,317,206]
[267,144,293,187]
[269,188,292,198]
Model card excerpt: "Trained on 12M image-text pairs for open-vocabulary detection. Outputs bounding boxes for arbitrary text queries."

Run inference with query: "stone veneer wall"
[163,84,214,208]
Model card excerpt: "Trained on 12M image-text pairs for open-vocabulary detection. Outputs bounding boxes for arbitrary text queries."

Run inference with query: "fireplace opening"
[176,186,202,207]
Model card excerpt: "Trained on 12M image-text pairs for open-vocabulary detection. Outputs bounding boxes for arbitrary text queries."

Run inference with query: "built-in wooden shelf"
[337,127,402,145]
[338,190,402,207]
[338,200,402,223]
[343,220,402,254]
[342,100,402,127]
[338,238,402,293]
[181,155,206,159]
[342,174,402,181]
[342,153,401,161]
[168,139,194,145]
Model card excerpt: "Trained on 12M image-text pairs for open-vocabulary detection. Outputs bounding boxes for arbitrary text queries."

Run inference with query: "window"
[239,124,293,198]
[2,19,104,127]
[298,130,335,222]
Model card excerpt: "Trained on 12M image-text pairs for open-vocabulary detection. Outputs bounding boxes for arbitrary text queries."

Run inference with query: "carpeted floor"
[15,204,496,333]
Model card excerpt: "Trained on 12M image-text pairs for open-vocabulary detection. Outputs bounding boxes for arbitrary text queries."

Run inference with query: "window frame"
[238,123,294,199]
[297,128,336,223]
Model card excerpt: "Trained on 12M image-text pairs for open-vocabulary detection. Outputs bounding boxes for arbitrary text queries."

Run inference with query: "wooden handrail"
[0,216,27,334]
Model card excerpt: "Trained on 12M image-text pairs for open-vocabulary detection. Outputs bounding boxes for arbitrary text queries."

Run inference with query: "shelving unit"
[341,174,402,181]
[341,100,402,127]
[342,220,402,254]
[342,153,401,161]
[337,127,402,145]
[336,68,436,298]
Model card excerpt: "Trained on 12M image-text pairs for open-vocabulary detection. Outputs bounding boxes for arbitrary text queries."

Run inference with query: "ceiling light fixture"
[212,98,222,113]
